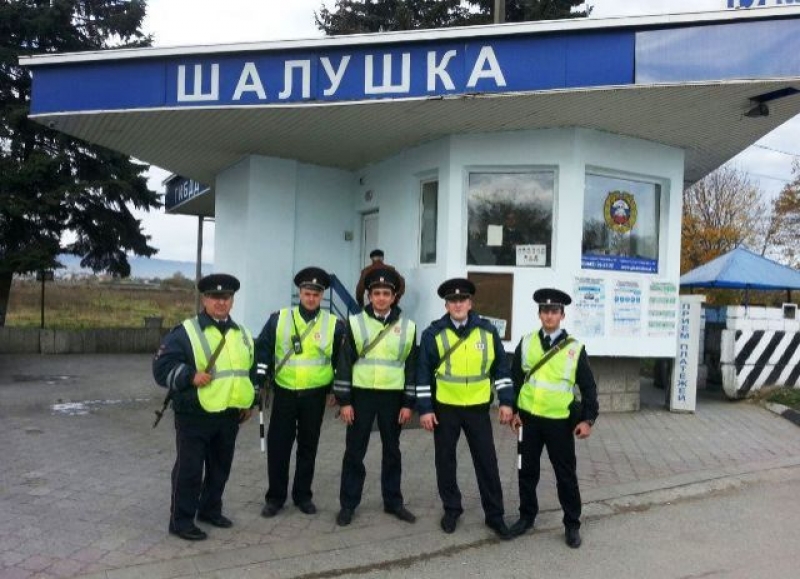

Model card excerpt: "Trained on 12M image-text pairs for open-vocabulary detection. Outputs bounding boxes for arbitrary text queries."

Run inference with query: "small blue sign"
[581,255,658,274]
[164,177,210,212]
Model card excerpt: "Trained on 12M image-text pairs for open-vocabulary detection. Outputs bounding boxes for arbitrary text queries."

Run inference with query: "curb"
[76,458,800,579]
[765,401,800,427]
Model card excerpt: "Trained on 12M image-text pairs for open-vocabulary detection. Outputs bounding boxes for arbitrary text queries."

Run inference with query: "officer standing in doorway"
[334,267,417,526]
[256,267,345,518]
[355,249,406,307]
[417,278,514,540]
[153,273,256,541]
[509,288,599,548]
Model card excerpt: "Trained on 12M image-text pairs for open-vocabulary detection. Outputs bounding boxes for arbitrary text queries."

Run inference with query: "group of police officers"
[153,263,599,549]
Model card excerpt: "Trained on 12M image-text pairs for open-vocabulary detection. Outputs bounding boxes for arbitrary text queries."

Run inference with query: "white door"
[361,211,379,267]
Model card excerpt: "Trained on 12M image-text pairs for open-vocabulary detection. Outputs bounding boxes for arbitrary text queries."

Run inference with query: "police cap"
[533,288,572,308]
[437,277,476,300]
[369,249,385,259]
[198,273,240,295]
[365,267,398,291]
[294,267,330,291]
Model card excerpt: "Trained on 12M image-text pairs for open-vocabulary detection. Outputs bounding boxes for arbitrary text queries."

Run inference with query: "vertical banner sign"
[670,295,705,413]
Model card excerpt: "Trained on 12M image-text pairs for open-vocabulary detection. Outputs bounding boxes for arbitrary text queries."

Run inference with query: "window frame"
[581,167,666,275]
[462,165,558,270]
[418,175,439,266]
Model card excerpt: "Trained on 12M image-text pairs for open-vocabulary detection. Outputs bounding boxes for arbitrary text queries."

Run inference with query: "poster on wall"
[612,279,643,336]
[647,280,678,337]
[572,277,606,338]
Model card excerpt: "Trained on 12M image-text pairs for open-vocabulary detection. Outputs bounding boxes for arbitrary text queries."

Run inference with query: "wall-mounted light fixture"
[745,101,769,118]
[745,87,800,118]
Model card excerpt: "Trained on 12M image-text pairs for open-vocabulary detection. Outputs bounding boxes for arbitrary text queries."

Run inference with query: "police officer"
[153,273,256,541]
[509,288,599,548]
[334,267,416,526]
[256,267,345,518]
[417,278,514,540]
[355,249,406,307]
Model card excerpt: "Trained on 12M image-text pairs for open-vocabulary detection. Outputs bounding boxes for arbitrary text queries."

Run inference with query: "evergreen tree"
[316,0,590,35]
[0,0,159,326]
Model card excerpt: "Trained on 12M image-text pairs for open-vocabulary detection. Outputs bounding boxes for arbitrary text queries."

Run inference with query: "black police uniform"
[416,278,514,539]
[510,288,600,545]
[152,274,257,541]
[334,268,416,524]
[254,267,346,515]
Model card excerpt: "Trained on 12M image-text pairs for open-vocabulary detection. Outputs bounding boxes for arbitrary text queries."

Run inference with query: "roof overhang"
[20,6,800,212]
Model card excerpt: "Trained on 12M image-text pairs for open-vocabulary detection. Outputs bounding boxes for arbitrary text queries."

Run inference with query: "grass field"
[5,280,196,330]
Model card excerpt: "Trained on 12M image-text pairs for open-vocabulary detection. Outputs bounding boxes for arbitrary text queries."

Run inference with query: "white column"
[215,155,298,333]
[670,294,705,413]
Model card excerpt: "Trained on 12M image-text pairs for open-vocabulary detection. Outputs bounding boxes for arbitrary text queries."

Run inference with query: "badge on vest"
[393,325,402,334]
[475,342,485,351]
[314,332,321,341]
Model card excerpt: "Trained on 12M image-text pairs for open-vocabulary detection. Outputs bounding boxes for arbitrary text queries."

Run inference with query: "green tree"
[316,0,590,35]
[0,0,159,326]
[681,166,768,274]
[766,159,800,267]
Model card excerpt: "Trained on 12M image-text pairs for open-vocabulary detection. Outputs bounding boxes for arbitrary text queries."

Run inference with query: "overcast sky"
[138,0,800,262]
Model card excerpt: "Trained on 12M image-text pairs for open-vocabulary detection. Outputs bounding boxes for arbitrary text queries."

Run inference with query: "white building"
[21,5,800,410]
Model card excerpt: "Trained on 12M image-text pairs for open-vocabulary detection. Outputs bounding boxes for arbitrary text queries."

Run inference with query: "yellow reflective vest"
[182,318,255,412]
[434,327,494,406]
[274,307,336,390]
[350,312,415,390]
[516,333,582,419]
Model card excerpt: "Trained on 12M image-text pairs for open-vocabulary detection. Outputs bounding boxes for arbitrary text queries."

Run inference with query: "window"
[419,179,438,264]
[582,172,661,273]
[467,171,555,267]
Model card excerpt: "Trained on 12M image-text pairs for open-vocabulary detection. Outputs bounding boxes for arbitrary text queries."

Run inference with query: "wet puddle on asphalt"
[50,398,152,416]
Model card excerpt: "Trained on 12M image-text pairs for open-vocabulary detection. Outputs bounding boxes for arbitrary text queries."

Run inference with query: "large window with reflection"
[582,172,661,273]
[419,179,438,264]
[467,171,555,267]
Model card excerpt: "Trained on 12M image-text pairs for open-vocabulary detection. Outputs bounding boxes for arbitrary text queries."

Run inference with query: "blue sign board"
[582,255,658,274]
[727,0,800,7]
[29,31,634,114]
[164,176,210,212]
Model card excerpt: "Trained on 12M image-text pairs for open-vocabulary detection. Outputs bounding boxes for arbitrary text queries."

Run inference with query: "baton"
[517,424,523,471]
[258,384,272,453]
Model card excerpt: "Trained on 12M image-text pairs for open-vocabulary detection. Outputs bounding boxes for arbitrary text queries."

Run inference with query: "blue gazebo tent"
[680,246,800,292]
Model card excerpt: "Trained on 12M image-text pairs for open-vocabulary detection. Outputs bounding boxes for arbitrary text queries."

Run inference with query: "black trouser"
[339,389,404,511]
[265,386,327,506]
[517,411,581,529]
[433,404,505,523]
[170,411,239,532]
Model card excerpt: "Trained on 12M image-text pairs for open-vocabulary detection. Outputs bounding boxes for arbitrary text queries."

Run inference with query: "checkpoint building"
[21,5,800,411]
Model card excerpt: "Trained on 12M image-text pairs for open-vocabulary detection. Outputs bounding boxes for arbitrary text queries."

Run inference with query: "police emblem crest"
[603,191,637,234]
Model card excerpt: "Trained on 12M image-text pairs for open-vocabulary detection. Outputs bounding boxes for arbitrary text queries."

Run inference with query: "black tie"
[543,335,552,349]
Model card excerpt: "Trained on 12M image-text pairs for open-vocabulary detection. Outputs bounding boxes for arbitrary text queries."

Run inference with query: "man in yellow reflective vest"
[334,267,416,526]
[153,273,256,541]
[255,267,345,518]
[509,288,599,548]
[417,278,514,540]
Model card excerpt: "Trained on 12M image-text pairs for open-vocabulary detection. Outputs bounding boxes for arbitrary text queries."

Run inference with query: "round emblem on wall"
[603,191,637,234]
[364,189,374,202]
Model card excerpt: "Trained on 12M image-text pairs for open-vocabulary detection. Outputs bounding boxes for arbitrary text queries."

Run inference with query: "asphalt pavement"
[1,354,799,579]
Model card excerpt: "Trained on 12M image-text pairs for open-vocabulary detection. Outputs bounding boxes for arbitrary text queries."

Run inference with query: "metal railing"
[328,274,361,319]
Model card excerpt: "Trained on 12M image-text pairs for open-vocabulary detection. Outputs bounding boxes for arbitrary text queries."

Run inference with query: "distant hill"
[55,254,213,280]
